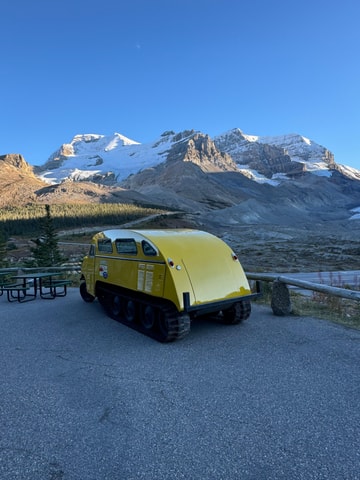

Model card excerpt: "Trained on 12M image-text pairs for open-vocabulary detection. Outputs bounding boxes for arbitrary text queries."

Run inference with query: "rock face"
[38,143,75,170]
[171,133,239,173]
[213,129,297,177]
[0,153,34,173]
[0,154,47,206]
[213,128,335,178]
[236,142,305,178]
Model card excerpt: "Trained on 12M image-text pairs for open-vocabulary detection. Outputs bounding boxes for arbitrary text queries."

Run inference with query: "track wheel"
[97,290,107,308]
[141,305,156,331]
[157,307,191,343]
[110,295,122,317]
[158,311,170,339]
[222,300,251,324]
[124,299,137,323]
[80,281,95,303]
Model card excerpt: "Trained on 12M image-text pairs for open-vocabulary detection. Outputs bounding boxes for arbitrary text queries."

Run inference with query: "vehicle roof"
[98,228,211,242]
[95,228,229,256]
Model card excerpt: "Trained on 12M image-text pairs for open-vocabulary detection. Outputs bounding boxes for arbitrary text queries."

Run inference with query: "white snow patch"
[238,166,281,186]
[242,133,259,142]
[337,163,360,181]
[350,206,360,220]
[304,162,332,176]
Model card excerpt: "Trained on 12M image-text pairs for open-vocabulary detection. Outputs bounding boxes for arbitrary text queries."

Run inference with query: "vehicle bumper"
[182,281,262,315]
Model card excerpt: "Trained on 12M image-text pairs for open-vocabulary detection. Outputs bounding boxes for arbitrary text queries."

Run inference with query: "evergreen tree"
[29,205,67,267]
[0,230,8,268]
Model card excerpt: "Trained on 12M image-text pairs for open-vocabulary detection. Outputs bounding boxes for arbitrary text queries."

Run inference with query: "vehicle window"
[142,240,157,256]
[115,238,137,255]
[89,244,95,257]
[98,239,113,253]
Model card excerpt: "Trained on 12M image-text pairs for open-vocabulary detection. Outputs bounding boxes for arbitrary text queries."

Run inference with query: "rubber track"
[220,300,251,324]
[238,300,251,321]
[97,285,191,343]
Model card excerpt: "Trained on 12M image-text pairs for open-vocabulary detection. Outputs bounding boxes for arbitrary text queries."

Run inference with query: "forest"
[0,203,165,236]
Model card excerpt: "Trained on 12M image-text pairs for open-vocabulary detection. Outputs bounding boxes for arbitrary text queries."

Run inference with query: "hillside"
[0,154,47,207]
[0,154,163,209]
[1,129,360,272]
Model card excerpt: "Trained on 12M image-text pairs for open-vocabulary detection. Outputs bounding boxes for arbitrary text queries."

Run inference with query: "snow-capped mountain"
[38,131,176,184]
[32,128,360,228]
[3,127,359,228]
[3,133,360,272]
[37,128,360,186]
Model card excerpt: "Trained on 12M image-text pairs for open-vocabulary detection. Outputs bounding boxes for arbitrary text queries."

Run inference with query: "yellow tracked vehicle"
[80,229,260,342]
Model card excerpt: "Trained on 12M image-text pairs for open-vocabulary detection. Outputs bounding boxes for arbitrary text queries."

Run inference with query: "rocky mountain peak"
[0,153,34,173]
[214,130,337,179]
[166,132,239,173]
[38,143,75,172]
[0,154,48,207]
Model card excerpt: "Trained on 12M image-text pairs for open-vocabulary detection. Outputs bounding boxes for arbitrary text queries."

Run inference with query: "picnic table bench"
[40,278,72,298]
[0,271,17,296]
[0,271,72,302]
[1,284,35,303]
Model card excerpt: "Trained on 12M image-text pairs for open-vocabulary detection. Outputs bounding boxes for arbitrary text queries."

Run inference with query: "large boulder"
[271,280,292,316]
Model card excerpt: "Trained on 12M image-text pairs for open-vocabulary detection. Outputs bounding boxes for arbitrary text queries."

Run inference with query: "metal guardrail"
[0,265,82,275]
[247,273,360,302]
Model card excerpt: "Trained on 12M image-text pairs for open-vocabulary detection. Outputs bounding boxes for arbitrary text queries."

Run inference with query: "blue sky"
[1,0,359,169]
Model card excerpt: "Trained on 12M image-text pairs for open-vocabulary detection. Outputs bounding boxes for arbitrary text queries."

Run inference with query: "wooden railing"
[247,272,360,302]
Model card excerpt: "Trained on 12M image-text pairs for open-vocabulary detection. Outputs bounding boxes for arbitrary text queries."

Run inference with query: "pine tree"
[0,230,8,268]
[30,205,67,267]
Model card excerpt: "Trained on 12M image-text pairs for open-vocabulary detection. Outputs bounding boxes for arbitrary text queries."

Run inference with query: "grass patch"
[291,291,360,329]
[255,280,360,329]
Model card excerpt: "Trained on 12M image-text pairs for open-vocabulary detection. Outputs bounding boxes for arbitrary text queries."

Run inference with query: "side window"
[115,238,138,255]
[142,240,157,256]
[98,239,113,253]
[88,244,95,257]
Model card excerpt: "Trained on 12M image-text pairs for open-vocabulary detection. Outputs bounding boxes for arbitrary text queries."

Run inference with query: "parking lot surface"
[0,288,359,480]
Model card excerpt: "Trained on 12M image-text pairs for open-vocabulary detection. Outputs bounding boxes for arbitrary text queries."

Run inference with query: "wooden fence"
[247,273,360,302]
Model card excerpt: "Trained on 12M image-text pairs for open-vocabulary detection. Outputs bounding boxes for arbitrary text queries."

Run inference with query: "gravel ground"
[0,288,359,480]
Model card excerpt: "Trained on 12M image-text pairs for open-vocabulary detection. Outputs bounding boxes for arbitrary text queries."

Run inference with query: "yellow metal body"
[81,229,251,312]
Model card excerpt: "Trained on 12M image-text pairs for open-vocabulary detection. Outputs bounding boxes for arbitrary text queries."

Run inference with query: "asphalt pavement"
[0,288,359,480]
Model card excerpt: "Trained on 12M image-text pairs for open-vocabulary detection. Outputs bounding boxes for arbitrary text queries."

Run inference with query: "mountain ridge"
[32,127,360,185]
[1,128,360,231]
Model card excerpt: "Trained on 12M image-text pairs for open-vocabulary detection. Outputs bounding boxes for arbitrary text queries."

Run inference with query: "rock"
[0,153,33,172]
[271,280,292,316]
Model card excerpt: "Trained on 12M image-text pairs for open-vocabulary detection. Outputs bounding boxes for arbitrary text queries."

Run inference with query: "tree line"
[0,203,164,236]
[0,203,167,267]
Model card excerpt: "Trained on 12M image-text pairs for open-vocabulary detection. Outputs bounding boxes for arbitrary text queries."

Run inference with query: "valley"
[57,212,360,274]
[150,214,360,274]
[1,128,359,275]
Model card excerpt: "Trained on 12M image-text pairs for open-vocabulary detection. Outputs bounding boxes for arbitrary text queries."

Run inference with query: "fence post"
[271,279,292,316]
